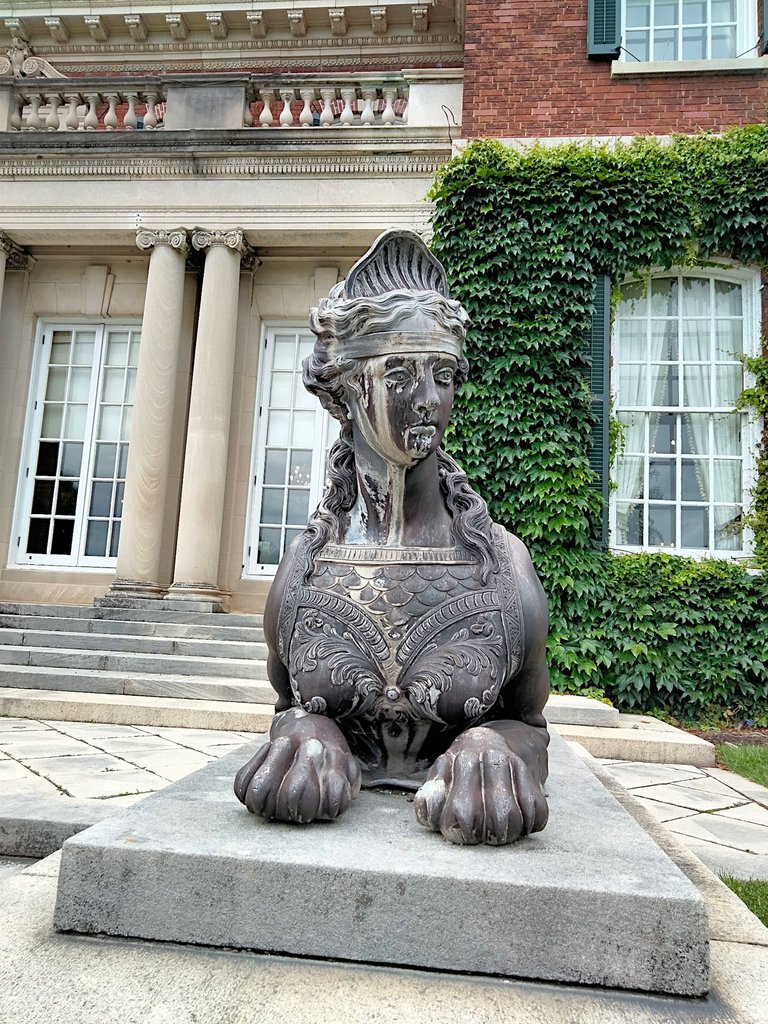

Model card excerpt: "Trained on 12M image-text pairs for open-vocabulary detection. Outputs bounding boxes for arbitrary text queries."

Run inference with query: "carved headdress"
[309,229,469,363]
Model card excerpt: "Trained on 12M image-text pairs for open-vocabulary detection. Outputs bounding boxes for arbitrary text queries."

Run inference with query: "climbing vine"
[429,128,768,718]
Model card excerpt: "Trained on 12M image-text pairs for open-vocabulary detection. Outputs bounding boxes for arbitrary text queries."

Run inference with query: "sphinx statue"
[235,230,550,845]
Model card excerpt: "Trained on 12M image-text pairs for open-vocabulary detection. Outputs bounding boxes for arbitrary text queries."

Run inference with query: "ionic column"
[109,228,189,598]
[165,228,248,609]
[0,232,28,318]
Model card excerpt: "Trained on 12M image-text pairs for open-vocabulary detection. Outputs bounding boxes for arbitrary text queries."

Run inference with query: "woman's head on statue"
[304,231,470,465]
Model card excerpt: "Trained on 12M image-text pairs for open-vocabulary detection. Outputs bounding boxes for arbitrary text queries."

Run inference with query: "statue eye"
[384,368,411,387]
[434,367,455,386]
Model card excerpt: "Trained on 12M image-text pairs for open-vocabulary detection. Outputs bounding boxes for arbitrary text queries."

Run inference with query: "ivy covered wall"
[429,128,768,720]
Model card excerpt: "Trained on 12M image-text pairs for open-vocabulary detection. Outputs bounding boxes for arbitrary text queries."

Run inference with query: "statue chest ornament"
[275,528,524,780]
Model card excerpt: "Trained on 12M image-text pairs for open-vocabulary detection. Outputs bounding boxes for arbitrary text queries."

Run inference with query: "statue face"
[348,352,457,466]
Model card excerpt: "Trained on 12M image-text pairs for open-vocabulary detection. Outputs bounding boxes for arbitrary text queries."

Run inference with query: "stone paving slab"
[54,732,709,996]
[631,797,701,823]
[667,813,768,856]
[630,777,749,813]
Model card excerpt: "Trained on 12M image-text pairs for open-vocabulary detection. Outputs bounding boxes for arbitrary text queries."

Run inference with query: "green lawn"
[715,744,768,788]
[720,876,768,928]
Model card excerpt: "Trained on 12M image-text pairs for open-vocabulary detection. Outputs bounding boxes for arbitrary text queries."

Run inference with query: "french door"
[245,326,335,576]
[13,321,141,568]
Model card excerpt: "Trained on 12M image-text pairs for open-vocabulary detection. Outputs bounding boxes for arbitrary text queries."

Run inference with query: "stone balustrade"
[0,72,453,133]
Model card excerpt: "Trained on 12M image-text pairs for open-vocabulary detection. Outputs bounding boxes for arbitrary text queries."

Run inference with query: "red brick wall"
[462,0,768,137]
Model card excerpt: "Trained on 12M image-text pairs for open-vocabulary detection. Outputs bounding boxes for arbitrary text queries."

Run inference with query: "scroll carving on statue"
[234,229,550,846]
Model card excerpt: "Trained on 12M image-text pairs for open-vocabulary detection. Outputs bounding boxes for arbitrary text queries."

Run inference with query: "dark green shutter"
[582,275,610,546]
[587,0,621,58]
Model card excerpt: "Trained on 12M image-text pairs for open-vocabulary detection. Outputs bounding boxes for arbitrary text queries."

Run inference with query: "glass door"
[13,321,140,567]
[245,327,335,575]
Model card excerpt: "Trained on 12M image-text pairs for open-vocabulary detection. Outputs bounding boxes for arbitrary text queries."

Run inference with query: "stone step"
[0,664,276,704]
[0,687,274,732]
[0,602,264,628]
[0,628,268,661]
[0,614,265,643]
[0,645,269,680]
[557,714,715,767]
[544,694,619,728]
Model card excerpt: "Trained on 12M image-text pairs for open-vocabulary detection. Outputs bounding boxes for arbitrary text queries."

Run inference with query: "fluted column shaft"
[166,229,247,606]
[111,229,189,596]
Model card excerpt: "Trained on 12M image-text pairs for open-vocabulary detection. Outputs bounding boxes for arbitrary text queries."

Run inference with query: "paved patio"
[1,716,767,881]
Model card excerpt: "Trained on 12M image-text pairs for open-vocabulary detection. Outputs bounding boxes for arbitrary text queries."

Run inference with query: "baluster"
[143,92,158,130]
[243,93,254,127]
[63,93,80,131]
[360,89,376,126]
[259,89,274,127]
[124,93,139,130]
[25,94,43,131]
[319,88,335,127]
[83,93,99,131]
[401,95,409,124]
[104,93,119,131]
[10,94,23,131]
[381,87,397,127]
[279,89,294,128]
[45,93,62,131]
[339,88,356,127]
[299,88,314,127]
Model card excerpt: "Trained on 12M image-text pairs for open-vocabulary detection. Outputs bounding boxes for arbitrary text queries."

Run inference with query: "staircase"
[0,602,275,731]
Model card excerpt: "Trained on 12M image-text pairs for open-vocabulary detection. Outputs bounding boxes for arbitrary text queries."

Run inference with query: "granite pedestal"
[54,730,709,997]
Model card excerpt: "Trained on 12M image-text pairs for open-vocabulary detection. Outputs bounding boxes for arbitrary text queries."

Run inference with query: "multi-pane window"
[245,328,334,575]
[612,271,757,554]
[622,0,749,60]
[14,322,139,567]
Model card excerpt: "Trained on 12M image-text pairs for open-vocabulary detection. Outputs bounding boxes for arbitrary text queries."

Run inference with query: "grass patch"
[716,745,768,788]
[720,876,768,928]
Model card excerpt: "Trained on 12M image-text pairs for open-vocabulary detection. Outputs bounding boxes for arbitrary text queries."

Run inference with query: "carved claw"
[413,727,548,845]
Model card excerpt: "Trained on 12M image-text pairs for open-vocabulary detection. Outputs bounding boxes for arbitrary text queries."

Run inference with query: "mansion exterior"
[0,0,766,613]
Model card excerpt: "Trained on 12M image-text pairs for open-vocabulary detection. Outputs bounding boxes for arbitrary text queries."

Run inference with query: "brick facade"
[462,0,768,137]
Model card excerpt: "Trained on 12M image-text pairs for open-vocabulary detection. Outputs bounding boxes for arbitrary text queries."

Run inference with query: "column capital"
[191,227,249,256]
[136,228,189,256]
[0,231,31,270]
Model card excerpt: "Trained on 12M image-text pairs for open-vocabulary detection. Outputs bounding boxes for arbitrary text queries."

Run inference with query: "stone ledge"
[54,730,709,996]
[611,57,768,77]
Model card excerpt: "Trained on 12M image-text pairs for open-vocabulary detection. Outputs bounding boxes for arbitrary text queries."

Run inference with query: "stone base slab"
[54,731,709,996]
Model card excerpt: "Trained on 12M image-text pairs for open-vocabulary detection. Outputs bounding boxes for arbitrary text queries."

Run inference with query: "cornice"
[0,150,449,179]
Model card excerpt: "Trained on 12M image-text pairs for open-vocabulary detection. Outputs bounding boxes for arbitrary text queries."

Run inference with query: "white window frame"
[243,323,335,578]
[620,0,756,61]
[10,316,142,571]
[609,264,762,559]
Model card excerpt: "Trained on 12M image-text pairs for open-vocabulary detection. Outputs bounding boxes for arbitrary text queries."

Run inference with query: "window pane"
[649,412,675,453]
[286,489,310,526]
[617,321,646,362]
[681,277,710,316]
[625,30,650,61]
[41,405,63,438]
[68,366,91,402]
[109,521,121,558]
[261,488,285,524]
[298,337,314,362]
[682,27,706,59]
[121,406,133,442]
[681,507,708,548]
[616,456,644,499]
[715,320,743,360]
[711,25,736,57]
[626,0,651,26]
[682,0,706,22]
[654,1,677,25]
[89,481,113,517]
[118,444,129,478]
[36,441,59,476]
[273,339,296,370]
[619,412,645,452]
[94,443,117,478]
[714,279,742,315]
[651,365,679,406]
[61,442,83,477]
[712,0,735,19]
[618,281,647,316]
[264,449,287,485]
[102,368,124,403]
[31,480,55,515]
[85,520,108,557]
[650,320,677,360]
[713,460,741,502]
[113,481,125,518]
[72,336,95,366]
[650,277,678,315]
[682,322,709,362]
[713,414,740,455]
[128,337,140,368]
[98,406,121,441]
[714,506,742,550]
[266,411,290,446]
[681,460,707,500]
[125,368,137,404]
[64,404,87,440]
[26,518,49,554]
[270,373,293,408]
[619,365,645,406]
[51,518,75,555]
[289,450,313,486]
[285,527,304,550]
[713,363,742,407]
[649,458,675,500]
[56,480,78,515]
[50,335,71,364]
[106,334,129,366]
[648,505,675,546]
[616,503,643,545]
[292,412,315,446]
[681,414,709,454]
[257,527,281,564]
[683,365,710,407]
[45,367,67,402]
